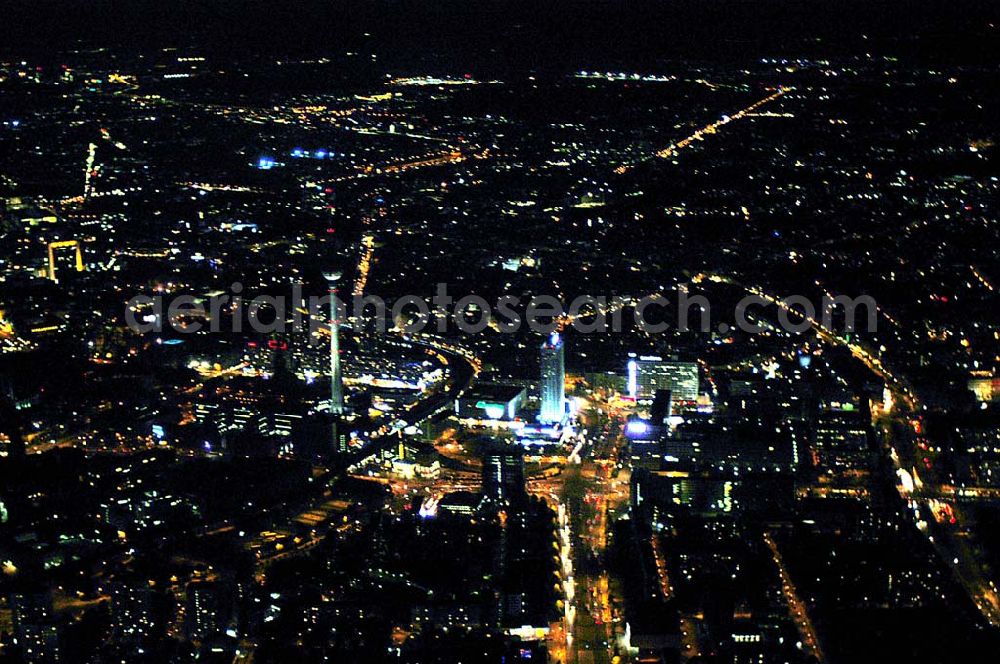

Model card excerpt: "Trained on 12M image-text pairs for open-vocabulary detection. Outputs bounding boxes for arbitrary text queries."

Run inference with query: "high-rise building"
[186,580,223,641]
[627,355,699,402]
[332,418,348,456]
[0,385,26,460]
[649,389,674,425]
[109,578,158,642]
[10,591,60,663]
[323,271,344,415]
[814,409,870,472]
[482,445,526,506]
[730,622,766,664]
[539,332,565,423]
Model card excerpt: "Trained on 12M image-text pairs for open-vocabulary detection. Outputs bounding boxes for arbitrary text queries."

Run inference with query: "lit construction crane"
[82,142,98,199]
[69,129,128,205]
[353,234,376,298]
[99,127,128,150]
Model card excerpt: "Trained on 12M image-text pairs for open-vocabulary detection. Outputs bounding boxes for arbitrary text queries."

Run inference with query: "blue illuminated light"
[625,420,649,436]
[627,359,638,397]
[257,156,276,170]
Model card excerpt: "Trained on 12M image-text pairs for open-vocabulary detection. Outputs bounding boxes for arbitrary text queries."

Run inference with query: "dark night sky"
[2,1,998,68]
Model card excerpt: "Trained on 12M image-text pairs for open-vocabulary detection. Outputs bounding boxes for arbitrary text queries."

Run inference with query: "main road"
[532,403,631,664]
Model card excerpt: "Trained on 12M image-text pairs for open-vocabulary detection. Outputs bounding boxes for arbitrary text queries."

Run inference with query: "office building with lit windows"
[539,333,565,423]
[627,355,699,402]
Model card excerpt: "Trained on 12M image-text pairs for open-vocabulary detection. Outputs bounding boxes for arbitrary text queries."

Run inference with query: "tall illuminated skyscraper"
[539,332,565,423]
[323,271,344,415]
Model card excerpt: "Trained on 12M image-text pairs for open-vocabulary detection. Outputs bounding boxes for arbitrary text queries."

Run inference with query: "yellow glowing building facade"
[47,240,85,283]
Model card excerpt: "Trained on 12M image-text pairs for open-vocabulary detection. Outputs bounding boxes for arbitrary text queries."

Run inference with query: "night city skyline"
[2,2,1000,663]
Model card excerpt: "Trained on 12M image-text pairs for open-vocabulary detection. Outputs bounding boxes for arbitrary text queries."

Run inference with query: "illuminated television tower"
[323,271,344,415]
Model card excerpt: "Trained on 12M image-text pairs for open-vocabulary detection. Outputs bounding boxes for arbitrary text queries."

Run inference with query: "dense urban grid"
[2,2,1000,662]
